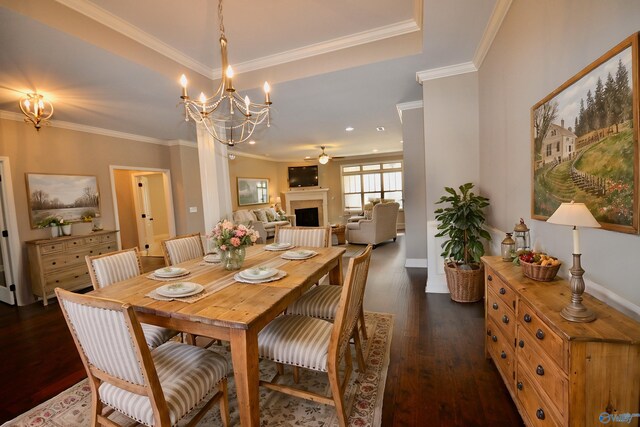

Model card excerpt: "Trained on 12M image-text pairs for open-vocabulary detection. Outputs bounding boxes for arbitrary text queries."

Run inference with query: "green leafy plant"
[37,216,62,228]
[434,183,491,268]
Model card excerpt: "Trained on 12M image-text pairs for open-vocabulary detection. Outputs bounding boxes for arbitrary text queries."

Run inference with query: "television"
[288,165,319,188]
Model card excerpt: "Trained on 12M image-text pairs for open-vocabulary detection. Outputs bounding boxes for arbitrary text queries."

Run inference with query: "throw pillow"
[264,209,275,222]
[253,209,268,223]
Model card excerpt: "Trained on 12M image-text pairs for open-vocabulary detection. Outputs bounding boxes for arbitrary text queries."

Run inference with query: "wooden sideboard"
[482,256,640,427]
[26,230,118,305]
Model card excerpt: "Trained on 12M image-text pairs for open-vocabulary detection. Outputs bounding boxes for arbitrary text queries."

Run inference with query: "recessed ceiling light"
[305,156,311,159]
[345,126,354,132]
[249,140,256,145]
[376,126,385,132]
[372,149,379,153]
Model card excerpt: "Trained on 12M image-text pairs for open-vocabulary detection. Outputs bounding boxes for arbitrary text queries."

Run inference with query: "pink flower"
[250,234,257,242]
[220,244,227,251]
[236,229,246,237]
[222,220,234,230]
[230,237,241,247]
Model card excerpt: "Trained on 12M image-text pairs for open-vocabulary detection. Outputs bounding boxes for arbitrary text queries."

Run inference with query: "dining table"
[89,244,346,426]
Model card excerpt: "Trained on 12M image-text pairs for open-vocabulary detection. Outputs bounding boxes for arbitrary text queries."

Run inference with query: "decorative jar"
[220,246,246,270]
[513,218,531,252]
[501,232,515,261]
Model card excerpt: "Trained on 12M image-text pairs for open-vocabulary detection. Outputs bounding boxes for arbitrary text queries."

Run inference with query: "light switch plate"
[189,207,198,213]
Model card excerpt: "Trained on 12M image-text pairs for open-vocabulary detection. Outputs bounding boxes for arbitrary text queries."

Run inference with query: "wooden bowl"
[520,260,561,282]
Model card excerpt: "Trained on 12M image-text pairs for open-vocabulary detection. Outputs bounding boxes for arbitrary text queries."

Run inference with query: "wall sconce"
[19,93,53,131]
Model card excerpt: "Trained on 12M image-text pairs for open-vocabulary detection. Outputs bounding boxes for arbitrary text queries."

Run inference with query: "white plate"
[282,249,317,259]
[265,242,293,251]
[234,270,287,284]
[156,282,203,297]
[203,254,221,263]
[154,267,188,278]
[239,267,278,280]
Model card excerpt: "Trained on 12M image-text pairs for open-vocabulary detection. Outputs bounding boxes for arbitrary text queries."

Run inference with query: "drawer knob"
[487,275,493,281]
[492,303,498,310]
[524,314,532,323]
[487,329,491,336]
[502,315,509,324]
[500,351,507,359]
[518,340,525,348]
[536,365,545,376]
[492,335,498,342]
[499,287,506,295]
[517,382,523,391]
[536,409,545,420]
[536,329,545,340]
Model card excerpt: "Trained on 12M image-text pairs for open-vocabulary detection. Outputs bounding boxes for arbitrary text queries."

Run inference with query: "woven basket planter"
[444,262,485,303]
[520,261,561,282]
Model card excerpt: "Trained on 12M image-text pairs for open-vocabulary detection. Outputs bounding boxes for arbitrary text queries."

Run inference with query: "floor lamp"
[546,201,601,322]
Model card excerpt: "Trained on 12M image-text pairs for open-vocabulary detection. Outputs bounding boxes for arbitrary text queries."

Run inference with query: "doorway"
[0,158,21,305]
[110,166,176,257]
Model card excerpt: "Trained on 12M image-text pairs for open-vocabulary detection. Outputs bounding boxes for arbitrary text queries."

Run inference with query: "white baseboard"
[426,279,449,293]
[405,258,427,268]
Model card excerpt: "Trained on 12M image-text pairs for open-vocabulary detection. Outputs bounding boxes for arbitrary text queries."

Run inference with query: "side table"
[331,224,346,245]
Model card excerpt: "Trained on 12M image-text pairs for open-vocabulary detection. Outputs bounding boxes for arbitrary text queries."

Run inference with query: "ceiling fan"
[305,146,345,164]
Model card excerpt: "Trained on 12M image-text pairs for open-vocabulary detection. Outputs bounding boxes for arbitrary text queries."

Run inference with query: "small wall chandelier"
[19,93,53,131]
[179,0,272,146]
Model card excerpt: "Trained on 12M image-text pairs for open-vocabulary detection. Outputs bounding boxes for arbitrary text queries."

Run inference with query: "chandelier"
[19,93,53,131]
[179,0,272,146]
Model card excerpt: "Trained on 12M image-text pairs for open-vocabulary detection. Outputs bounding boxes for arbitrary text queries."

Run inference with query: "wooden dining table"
[89,244,346,426]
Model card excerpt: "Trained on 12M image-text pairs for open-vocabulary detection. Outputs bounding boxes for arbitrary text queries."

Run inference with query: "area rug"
[2,311,393,427]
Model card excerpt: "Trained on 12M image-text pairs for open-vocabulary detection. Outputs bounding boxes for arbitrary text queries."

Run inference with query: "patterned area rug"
[2,311,393,427]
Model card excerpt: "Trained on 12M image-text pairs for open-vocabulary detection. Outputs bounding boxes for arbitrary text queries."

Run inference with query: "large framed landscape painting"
[531,32,639,234]
[26,173,101,228]
[237,177,269,206]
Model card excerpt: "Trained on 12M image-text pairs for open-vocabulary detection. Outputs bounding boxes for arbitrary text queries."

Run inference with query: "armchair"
[346,202,399,247]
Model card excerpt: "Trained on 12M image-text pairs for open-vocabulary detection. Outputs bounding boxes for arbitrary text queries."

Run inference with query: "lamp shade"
[275,197,281,204]
[318,154,329,164]
[547,201,601,228]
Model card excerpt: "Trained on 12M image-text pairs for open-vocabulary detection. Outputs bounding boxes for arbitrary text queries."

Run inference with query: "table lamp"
[547,201,601,322]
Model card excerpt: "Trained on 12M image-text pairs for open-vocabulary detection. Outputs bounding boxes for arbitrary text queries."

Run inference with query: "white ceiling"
[0,0,500,160]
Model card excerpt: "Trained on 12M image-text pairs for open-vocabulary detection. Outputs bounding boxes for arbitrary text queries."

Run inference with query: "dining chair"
[55,288,230,427]
[86,247,178,349]
[161,233,205,266]
[274,225,331,248]
[257,244,373,427]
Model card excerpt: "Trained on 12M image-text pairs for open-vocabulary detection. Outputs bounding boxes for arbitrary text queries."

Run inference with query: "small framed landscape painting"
[26,173,101,228]
[531,32,639,234]
[237,177,269,206]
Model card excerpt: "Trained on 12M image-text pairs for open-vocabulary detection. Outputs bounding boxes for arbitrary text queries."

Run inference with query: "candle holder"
[561,254,596,322]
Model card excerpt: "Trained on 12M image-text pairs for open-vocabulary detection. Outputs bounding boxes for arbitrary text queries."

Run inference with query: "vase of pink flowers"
[210,220,259,270]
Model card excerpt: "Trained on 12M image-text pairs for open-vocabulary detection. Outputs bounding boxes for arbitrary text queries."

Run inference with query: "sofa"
[233,207,292,241]
[346,202,399,247]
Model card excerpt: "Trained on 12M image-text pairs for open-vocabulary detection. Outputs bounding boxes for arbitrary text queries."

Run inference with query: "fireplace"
[295,207,320,227]
[285,188,329,226]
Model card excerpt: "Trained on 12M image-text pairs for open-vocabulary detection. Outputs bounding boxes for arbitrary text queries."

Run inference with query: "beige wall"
[228,155,282,212]
[479,0,640,312]
[0,118,197,304]
[168,144,204,235]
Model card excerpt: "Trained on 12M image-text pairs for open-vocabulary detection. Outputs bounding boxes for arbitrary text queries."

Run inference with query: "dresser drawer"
[517,328,567,419]
[100,232,116,243]
[40,242,64,254]
[487,288,515,342]
[84,234,102,245]
[518,300,567,371]
[64,237,88,250]
[486,269,516,311]
[487,318,515,390]
[516,366,562,427]
[44,266,91,292]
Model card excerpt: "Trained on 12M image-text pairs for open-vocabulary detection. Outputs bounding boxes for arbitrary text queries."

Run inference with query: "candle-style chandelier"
[19,93,53,131]
[179,0,272,146]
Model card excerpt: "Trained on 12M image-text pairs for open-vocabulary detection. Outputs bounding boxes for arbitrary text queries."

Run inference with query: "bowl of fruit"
[514,251,561,282]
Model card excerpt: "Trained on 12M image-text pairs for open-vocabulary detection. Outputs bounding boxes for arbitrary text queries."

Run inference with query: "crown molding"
[0,110,168,145]
[416,62,477,84]
[230,19,420,75]
[55,0,213,78]
[396,100,423,122]
[473,0,512,68]
[167,139,197,148]
[228,150,285,162]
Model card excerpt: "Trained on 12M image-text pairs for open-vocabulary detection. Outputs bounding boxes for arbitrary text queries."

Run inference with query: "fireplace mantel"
[285,188,329,226]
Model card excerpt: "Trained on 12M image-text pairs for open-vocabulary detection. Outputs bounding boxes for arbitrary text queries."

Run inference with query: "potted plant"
[209,220,260,270]
[434,182,491,302]
[37,216,62,238]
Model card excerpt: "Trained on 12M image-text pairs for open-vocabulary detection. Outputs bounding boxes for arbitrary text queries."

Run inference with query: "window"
[556,141,560,152]
[342,161,403,211]
[546,144,552,156]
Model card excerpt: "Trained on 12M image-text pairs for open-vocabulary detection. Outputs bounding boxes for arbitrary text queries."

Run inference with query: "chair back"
[161,233,204,266]
[274,225,331,248]
[372,202,399,235]
[329,245,373,365]
[86,248,143,290]
[55,288,163,402]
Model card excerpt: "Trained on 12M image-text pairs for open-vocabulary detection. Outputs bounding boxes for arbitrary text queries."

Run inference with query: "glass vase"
[220,246,246,271]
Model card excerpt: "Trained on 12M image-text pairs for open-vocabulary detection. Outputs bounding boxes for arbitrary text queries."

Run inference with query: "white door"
[132,173,171,257]
[0,163,15,304]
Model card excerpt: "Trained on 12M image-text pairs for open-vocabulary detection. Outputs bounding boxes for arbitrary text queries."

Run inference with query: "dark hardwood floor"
[0,238,523,426]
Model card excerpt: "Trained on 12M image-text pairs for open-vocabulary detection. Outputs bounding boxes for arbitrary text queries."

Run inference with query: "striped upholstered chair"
[274,225,331,248]
[86,248,178,349]
[161,233,205,266]
[257,245,373,427]
[55,288,230,427]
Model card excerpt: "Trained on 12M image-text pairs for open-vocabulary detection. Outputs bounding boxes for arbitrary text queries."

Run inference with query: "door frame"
[109,165,177,253]
[0,157,22,305]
